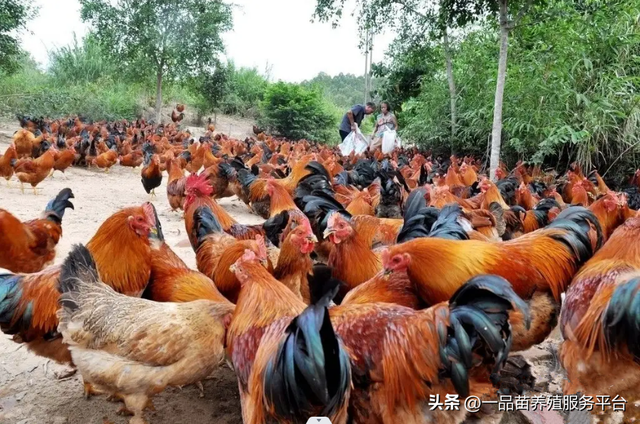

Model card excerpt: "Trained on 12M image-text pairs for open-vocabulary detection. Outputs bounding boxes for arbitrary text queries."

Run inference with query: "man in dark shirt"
[339,102,377,141]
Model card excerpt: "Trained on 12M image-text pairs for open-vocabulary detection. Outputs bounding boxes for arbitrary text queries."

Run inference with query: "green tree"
[394,0,639,184]
[198,61,230,120]
[79,0,232,123]
[0,0,37,74]
[259,82,335,141]
[441,0,545,180]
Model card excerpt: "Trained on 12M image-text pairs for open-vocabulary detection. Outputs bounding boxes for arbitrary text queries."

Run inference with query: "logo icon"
[306,418,332,424]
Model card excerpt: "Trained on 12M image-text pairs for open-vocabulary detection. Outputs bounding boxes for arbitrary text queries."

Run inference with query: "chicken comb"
[185,172,214,197]
[240,249,257,263]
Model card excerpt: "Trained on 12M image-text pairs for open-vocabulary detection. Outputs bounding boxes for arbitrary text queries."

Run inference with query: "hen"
[142,222,230,303]
[193,205,271,303]
[58,245,234,424]
[13,142,57,194]
[166,158,187,211]
[0,188,74,273]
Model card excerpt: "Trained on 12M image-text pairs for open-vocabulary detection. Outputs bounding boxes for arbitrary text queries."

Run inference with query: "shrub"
[259,82,336,141]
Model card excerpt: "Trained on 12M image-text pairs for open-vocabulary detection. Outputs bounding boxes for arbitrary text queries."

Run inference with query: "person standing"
[370,101,399,151]
[339,102,377,142]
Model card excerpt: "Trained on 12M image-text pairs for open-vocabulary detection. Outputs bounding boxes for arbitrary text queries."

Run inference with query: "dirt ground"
[0,116,571,424]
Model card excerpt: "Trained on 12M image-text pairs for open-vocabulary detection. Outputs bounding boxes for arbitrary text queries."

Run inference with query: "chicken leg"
[117,393,151,424]
[32,187,38,195]
[20,182,24,194]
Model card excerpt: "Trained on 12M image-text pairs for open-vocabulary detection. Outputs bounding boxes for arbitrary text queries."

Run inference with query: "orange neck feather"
[86,208,152,296]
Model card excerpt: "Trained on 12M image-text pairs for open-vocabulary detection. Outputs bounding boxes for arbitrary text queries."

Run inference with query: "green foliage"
[372,40,441,112]
[221,63,269,117]
[394,0,640,183]
[48,33,117,85]
[0,58,142,120]
[0,0,37,74]
[259,82,336,141]
[301,72,379,109]
[79,0,233,81]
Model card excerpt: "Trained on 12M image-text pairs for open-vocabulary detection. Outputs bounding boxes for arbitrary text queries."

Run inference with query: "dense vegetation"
[385,0,639,183]
[2,0,637,178]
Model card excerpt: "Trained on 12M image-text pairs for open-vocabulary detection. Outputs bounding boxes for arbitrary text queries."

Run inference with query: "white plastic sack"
[381,130,397,154]
[338,127,369,156]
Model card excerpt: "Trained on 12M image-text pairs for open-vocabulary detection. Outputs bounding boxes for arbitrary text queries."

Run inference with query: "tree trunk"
[368,39,374,98]
[443,30,457,143]
[364,30,370,104]
[489,0,510,181]
[155,66,163,124]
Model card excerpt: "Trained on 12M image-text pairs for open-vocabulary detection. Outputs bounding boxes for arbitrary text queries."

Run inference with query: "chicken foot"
[116,394,153,424]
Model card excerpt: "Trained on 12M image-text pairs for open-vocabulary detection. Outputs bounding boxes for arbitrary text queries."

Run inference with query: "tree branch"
[513,0,534,27]
[390,0,428,20]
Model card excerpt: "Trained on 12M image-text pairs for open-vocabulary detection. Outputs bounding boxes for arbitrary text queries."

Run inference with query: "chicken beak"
[149,227,158,237]
[308,235,318,243]
[323,228,334,240]
[383,268,393,277]
[260,259,268,268]
[229,264,237,274]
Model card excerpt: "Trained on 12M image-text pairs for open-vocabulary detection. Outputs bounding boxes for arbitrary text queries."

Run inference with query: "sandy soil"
[0,116,571,424]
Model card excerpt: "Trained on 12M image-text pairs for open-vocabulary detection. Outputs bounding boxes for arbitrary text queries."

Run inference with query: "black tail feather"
[440,275,530,397]
[263,267,351,420]
[603,276,640,360]
[44,188,74,224]
[547,206,603,263]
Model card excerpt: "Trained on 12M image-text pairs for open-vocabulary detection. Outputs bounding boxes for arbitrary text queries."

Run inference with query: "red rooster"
[0,188,74,273]
[227,250,529,424]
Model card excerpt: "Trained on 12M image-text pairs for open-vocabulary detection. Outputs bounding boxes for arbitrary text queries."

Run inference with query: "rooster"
[193,206,271,303]
[383,206,602,351]
[0,203,159,378]
[0,188,74,273]
[58,244,234,424]
[140,142,162,197]
[560,212,640,422]
[228,250,529,424]
[183,173,238,249]
[0,144,17,185]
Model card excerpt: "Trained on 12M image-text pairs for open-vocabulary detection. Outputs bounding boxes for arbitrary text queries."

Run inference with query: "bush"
[259,82,336,141]
[0,57,142,120]
[48,33,116,85]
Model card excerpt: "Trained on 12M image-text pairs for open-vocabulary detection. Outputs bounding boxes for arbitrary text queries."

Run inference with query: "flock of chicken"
[1,112,640,424]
